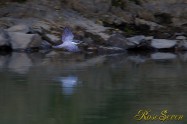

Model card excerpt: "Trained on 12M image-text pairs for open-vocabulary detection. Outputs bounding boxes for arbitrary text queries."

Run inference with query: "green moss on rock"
[111,0,126,9]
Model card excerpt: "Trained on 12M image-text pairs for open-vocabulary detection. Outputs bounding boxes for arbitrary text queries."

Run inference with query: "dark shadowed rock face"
[139,0,187,26]
[107,34,136,49]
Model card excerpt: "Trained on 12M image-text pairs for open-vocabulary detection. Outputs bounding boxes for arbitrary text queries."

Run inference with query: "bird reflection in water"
[56,76,80,96]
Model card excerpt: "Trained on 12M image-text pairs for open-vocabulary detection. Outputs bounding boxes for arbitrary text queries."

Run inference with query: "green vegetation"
[124,27,135,35]
[111,0,126,9]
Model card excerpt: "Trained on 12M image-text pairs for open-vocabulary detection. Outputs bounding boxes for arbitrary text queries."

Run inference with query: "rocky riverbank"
[0,0,187,54]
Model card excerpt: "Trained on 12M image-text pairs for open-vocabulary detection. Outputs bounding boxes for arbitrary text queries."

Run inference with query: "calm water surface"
[0,51,187,124]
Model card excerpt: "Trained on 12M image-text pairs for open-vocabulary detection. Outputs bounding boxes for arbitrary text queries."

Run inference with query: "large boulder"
[0,29,11,47]
[45,34,61,45]
[8,32,42,50]
[135,18,164,30]
[107,34,136,49]
[151,39,177,49]
[6,24,30,33]
[127,35,146,45]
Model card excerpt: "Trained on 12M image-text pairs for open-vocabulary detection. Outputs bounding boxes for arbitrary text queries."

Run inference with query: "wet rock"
[62,9,110,41]
[145,36,154,41]
[151,39,177,49]
[176,36,186,40]
[82,37,94,45]
[6,24,30,33]
[135,18,164,30]
[0,29,11,47]
[40,40,52,49]
[32,21,51,34]
[107,34,136,49]
[179,40,187,50]
[86,46,98,53]
[151,52,176,60]
[45,34,61,45]
[8,32,42,50]
[175,32,186,36]
[98,46,125,54]
[127,35,146,45]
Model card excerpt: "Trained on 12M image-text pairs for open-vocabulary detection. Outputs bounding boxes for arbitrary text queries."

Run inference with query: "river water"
[0,51,186,124]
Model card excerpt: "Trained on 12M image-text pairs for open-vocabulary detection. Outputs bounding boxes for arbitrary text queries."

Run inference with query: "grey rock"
[45,34,61,44]
[108,34,136,49]
[151,39,177,49]
[0,29,11,47]
[6,24,30,33]
[135,18,164,30]
[151,52,176,60]
[127,35,146,45]
[32,21,51,33]
[145,36,154,41]
[40,40,52,49]
[176,36,186,40]
[179,40,187,50]
[62,9,110,41]
[175,32,186,36]
[140,1,187,26]
[8,32,42,50]
[183,40,187,47]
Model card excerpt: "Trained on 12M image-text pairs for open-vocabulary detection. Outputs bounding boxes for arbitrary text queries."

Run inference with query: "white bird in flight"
[52,27,80,52]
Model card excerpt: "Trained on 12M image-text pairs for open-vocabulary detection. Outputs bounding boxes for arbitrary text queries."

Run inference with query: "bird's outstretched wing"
[62,27,74,43]
[52,42,80,52]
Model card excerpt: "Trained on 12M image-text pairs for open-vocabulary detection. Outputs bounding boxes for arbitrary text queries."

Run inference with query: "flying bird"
[52,27,80,52]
